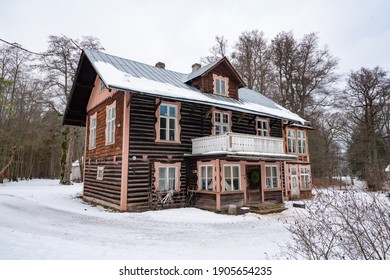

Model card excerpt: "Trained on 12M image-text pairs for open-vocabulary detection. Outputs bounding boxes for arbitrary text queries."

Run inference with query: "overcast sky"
[1,0,389,76]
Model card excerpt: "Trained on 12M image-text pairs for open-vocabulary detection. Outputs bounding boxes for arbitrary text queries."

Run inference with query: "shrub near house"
[63,50,312,212]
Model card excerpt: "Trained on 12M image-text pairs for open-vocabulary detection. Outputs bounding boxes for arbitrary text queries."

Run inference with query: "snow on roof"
[86,50,308,124]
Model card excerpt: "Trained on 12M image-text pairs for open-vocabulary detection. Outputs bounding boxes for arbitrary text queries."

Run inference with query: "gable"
[185,57,245,99]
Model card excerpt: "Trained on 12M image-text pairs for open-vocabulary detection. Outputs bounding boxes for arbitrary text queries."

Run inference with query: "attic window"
[100,79,105,92]
[213,74,229,96]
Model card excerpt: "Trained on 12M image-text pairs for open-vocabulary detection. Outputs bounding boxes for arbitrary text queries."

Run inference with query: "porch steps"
[246,202,287,214]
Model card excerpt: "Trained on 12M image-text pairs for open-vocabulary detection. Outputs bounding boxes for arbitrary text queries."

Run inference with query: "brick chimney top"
[155,62,165,69]
[191,63,201,72]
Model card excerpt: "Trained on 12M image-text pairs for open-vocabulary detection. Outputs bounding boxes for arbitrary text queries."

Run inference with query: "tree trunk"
[0,145,16,183]
[60,126,76,185]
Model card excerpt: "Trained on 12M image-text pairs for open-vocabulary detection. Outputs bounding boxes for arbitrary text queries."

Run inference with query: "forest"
[0,31,389,190]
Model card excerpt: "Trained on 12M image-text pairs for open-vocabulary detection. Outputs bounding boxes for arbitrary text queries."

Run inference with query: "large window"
[287,129,308,154]
[298,131,307,154]
[158,166,178,192]
[287,129,297,153]
[159,103,178,142]
[300,166,310,189]
[89,113,97,149]
[224,165,240,191]
[106,103,115,145]
[256,118,269,137]
[266,165,279,189]
[199,165,214,191]
[213,111,230,135]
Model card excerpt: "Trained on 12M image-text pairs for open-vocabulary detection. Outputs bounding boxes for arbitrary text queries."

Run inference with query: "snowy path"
[0,180,297,260]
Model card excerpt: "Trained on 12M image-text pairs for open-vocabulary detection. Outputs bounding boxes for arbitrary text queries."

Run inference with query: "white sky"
[1,0,389,76]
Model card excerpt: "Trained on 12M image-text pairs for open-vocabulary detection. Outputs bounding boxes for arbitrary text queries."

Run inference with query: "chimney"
[155,62,165,69]
[191,63,201,72]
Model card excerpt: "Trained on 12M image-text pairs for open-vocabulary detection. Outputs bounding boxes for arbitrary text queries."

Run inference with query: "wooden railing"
[192,132,284,155]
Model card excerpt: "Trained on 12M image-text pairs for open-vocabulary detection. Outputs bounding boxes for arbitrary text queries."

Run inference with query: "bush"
[281,188,390,260]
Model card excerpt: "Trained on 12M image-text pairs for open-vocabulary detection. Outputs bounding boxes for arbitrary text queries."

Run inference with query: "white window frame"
[158,103,178,142]
[97,166,104,180]
[298,130,307,154]
[213,111,230,135]
[265,165,279,189]
[89,113,97,150]
[199,165,214,191]
[287,129,297,153]
[106,102,116,145]
[215,78,226,95]
[158,166,178,192]
[213,74,229,96]
[300,166,311,189]
[256,118,269,137]
[223,165,241,191]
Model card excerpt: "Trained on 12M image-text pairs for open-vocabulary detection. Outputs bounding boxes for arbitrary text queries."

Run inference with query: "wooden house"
[63,50,312,212]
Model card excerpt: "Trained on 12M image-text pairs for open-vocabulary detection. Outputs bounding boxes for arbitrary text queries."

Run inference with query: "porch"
[191,132,286,155]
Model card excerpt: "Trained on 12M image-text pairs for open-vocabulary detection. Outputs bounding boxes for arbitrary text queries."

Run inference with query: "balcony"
[192,132,288,156]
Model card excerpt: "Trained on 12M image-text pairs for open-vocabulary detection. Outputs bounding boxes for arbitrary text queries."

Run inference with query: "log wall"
[83,92,124,208]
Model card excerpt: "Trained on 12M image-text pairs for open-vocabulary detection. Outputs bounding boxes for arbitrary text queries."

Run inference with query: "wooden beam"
[237,112,246,124]
[204,107,213,119]
[248,115,256,125]
[154,98,162,112]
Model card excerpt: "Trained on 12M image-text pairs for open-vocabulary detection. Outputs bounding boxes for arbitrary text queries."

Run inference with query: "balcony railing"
[192,132,285,155]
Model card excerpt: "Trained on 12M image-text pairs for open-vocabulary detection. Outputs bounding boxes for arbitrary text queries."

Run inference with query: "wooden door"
[246,165,262,203]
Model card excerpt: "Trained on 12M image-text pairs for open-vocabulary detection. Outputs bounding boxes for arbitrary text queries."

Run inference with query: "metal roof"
[85,49,189,89]
[64,49,308,126]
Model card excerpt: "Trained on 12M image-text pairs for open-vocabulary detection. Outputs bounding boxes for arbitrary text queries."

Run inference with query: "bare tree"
[231,30,273,94]
[309,112,346,179]
[270,31,339,118]
[343,67,390,190]
[201,35,228,64]
[281,187,390,260]
[40,35,103,185]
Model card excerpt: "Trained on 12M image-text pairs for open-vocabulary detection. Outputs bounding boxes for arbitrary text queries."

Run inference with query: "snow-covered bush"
[281,188,390,260]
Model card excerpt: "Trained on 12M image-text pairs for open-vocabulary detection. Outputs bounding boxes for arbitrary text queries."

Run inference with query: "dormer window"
[213,74,229,96]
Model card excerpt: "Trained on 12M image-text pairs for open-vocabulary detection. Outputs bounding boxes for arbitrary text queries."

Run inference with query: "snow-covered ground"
[0,179,306,260]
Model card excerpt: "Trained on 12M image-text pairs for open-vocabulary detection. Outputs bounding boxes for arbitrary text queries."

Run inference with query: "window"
[298,131,307,154]
[256,119,269,137]
[215,78,226,95]
[213,111,230,135]
[159,103,178,141]
[158,166,178,191]
[266,165,279,189]
[199,165,214,191]
[97,166,104,180]
[106,103,115,144]
[89,114,97,149]
[100,79,105,92]
[213,74,229,96]
[300,166,310,189]
[287,129,296,153]
[224,165,240,191]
